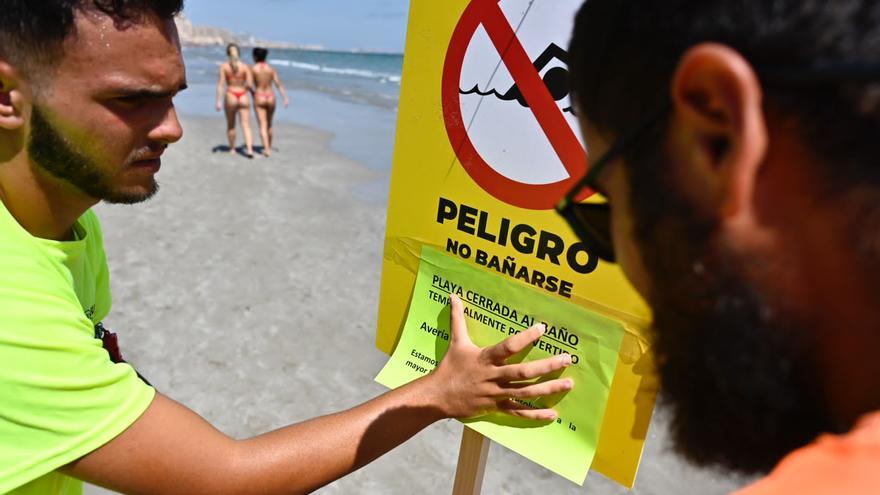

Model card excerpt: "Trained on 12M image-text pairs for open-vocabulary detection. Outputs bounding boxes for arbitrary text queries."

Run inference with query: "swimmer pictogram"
[459,43,575,115]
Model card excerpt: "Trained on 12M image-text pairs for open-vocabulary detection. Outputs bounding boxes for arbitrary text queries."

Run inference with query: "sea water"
[175,46,405,203]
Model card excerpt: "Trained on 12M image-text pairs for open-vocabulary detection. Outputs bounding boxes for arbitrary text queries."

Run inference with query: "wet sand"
[84,116,746,494]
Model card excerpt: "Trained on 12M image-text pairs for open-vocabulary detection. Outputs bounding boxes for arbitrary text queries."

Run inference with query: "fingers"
[482,324,546,363]
[498,400,558,421]
[503,378,573,400]
[496,354,572,381]
[448,294,472,345]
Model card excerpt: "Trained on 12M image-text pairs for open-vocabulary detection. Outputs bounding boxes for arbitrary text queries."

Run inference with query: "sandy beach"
[83,115,746,495]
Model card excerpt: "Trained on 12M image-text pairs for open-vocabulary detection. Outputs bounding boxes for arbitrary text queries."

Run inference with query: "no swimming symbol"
[459,43,575,116]
[443,0,592,210]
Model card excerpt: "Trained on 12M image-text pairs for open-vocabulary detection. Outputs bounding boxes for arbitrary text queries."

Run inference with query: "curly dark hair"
[0,0,184,74]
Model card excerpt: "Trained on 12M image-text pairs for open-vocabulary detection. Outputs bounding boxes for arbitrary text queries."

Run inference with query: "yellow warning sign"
[376,0,658,487]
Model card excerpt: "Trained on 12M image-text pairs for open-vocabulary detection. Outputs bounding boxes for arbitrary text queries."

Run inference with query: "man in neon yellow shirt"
[0,2,573,493]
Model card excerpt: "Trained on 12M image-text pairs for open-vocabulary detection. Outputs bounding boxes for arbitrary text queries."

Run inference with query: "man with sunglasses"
[0,2,576,494]
[559,0,880,492]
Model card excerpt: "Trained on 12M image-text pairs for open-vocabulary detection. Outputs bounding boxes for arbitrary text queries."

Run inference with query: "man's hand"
[65,294,572,494]
[424,294,573,421]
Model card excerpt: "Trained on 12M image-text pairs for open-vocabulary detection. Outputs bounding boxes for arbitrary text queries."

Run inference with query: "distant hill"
[174,14,323,51]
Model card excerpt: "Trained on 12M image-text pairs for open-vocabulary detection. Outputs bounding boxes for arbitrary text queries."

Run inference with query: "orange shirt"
[735,412,880,495]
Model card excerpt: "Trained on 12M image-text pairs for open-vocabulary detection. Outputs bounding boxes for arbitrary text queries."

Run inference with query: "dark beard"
[625,136,835,474]
[28,105,158,204]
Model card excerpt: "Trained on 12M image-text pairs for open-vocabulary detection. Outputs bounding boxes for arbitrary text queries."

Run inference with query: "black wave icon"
[460,43,575,114]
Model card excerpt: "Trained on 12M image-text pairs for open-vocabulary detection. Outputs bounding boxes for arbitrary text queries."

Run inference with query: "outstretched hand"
[425,294,573,421]
[62,292,573,494]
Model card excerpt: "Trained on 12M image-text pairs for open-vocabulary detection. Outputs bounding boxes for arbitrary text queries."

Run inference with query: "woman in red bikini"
[215,43,255,157]
[251,47,289,157]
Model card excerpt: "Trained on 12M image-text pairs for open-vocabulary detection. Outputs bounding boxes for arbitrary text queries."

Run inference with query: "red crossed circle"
[442,0,593,210]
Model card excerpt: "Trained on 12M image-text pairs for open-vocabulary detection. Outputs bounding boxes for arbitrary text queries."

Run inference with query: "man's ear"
[668,42,768,220]
[0,60,27,131]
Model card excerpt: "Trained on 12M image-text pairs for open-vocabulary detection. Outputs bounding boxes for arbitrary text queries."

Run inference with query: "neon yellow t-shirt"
[0,201,155,495]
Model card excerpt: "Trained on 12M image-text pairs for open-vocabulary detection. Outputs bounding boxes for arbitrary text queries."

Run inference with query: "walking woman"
[216,43,255,157]
[251,47,289,157]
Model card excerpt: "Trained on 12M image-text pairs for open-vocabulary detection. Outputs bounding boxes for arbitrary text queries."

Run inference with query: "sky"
[183,0,411,53]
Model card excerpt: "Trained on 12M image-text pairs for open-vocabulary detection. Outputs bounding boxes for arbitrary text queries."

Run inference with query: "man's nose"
[149,103,183,144]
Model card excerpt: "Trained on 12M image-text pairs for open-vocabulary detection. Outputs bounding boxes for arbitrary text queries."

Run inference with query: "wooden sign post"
[452,428,490,495]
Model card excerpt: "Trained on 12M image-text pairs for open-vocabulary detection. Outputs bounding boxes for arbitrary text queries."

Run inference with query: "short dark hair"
[0,0,184,73]
[253,47,268,63]
[569,0,880,189]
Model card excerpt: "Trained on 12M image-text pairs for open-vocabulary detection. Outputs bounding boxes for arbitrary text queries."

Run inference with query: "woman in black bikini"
[215,43,255,157]
[251,47,289,157]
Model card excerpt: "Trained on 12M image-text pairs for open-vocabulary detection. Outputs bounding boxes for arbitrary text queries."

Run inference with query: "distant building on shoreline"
[174,14,324,51]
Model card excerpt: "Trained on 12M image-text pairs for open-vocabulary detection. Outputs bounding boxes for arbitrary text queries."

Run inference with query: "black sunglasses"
[555,63,880,264]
